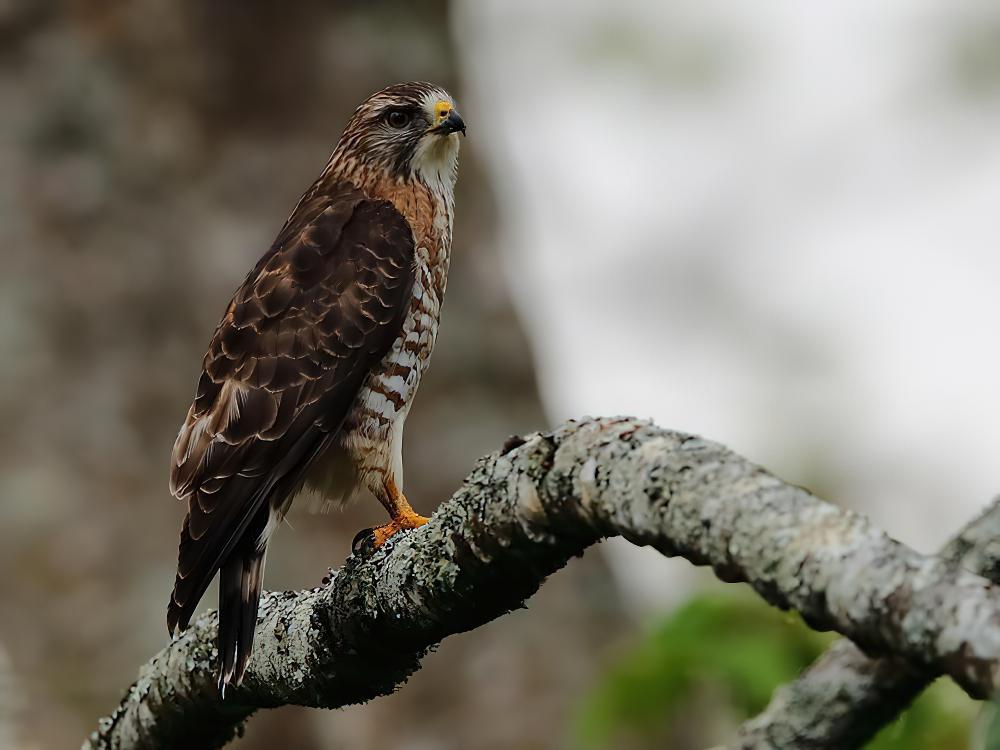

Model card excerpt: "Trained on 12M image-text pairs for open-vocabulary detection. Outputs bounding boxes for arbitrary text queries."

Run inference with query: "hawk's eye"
[386,110,411,129]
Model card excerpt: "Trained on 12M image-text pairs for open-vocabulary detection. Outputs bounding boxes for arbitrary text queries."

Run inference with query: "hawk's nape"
[167,184,415,692]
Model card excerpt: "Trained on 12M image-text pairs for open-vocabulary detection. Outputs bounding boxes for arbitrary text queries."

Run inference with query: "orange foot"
[352,511,429,556]
[372,511,430,547]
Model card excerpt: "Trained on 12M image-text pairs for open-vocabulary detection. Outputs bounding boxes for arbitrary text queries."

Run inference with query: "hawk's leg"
[352,477,428,555]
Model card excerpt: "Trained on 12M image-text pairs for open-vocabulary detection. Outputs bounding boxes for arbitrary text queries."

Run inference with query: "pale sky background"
[454,0,1000,609]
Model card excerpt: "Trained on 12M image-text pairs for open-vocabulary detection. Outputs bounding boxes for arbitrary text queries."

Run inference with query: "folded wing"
[167,181,415,688]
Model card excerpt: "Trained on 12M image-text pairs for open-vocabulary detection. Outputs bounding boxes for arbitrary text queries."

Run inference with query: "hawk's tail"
[165,500,271,697]
[217,545,267,696]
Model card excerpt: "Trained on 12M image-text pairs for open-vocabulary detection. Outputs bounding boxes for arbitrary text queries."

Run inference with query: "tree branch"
[732,497,1000,749]
[86,417,1000,749]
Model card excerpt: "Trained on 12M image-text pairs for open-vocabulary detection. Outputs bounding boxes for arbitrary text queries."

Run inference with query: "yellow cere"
[434,100,452,121]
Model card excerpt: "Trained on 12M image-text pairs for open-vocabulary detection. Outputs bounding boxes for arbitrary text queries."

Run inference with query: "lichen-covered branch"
[732,498,1000,749]
[86,417,1000,749]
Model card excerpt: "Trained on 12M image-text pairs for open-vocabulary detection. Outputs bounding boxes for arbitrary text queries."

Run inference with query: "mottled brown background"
[6,2,996,748]
[0,1,627,747]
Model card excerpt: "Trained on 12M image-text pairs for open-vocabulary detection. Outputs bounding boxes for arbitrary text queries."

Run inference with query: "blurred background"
[1,1,998,747]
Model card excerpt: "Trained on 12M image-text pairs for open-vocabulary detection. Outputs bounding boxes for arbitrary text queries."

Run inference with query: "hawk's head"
[334,82,465,189]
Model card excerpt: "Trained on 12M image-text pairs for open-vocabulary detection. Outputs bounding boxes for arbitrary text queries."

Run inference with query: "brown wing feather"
[167,181,415,651]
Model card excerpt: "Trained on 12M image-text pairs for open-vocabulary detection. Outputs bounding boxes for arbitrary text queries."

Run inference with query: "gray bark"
[86,417,1000,749]
[731,498,1000,749]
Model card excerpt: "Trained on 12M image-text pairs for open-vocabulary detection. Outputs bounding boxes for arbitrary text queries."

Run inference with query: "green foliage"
[573,591,976,750]
[978,700,1000,750]
[866,678,972,750]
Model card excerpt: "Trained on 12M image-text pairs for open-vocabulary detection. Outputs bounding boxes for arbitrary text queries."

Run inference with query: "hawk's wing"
[167,181,414,653]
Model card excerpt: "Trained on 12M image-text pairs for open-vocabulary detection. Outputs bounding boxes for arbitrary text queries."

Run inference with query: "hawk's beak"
[436,109,466,136]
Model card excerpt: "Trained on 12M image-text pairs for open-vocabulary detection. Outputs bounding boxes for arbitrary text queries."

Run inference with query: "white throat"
[412,135,460,196]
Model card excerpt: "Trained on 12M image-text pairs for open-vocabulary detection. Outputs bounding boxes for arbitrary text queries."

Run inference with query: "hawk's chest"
[343,183,453,437]
[380,179,453,294]
[381,178,453,349]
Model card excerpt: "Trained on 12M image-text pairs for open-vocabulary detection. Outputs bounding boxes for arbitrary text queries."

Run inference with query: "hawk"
[166,82,465,693]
